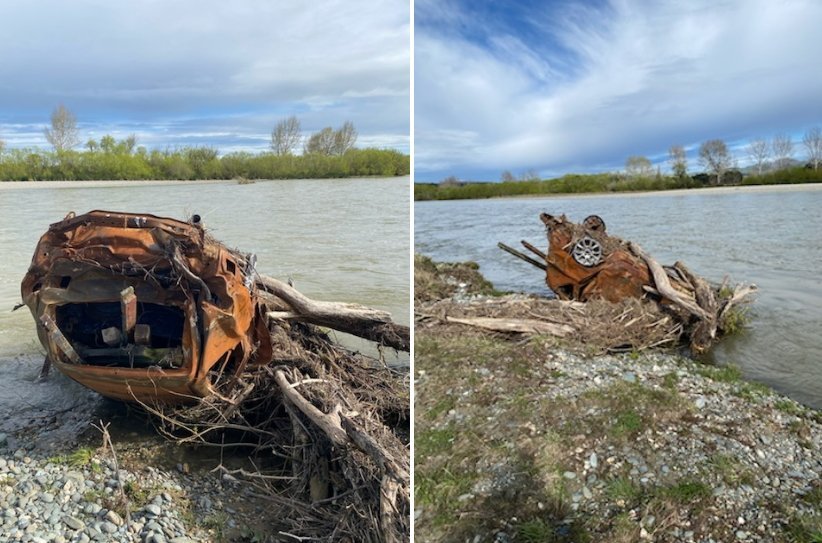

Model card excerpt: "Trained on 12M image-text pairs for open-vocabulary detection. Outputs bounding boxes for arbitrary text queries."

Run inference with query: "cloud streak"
[0,0,409,153]
[415,0,822,180]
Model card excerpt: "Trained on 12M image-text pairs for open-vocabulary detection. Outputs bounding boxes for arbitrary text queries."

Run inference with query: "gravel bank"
[415,332,821,542]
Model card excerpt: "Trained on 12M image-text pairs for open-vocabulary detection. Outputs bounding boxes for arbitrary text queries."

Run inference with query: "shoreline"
[417,181,822,202]
[0,175,410,190]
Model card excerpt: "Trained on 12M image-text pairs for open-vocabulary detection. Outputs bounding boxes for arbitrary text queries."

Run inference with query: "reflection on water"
[416,186,822,408]
[0,177,410,363]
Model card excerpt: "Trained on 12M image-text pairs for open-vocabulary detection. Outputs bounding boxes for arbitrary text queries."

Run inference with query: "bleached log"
[257,275,409,351]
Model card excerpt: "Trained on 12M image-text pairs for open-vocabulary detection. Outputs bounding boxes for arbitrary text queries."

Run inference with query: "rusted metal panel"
[540,213,651,303]
[22,210,273,404]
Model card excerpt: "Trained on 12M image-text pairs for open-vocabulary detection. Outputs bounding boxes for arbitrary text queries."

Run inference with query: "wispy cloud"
[0,0,409,152]
[415,0,822,180]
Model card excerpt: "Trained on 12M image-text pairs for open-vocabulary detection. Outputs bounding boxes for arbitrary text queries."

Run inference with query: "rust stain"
[21,210,272,403]
[540,212,651,302]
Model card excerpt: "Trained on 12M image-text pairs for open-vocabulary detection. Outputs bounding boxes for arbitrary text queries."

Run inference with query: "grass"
[775,398,805,416]
[662,372,680,390]
[709,454,755,487]
[606,477,642,505]
[425,396,457,420]
[697,364,743,383]
[415,427,456,458]
[572,380,685,442]
[611,410,643,438]
[658,480,712,504]
[203,512,231,543]
[49,446,96,468]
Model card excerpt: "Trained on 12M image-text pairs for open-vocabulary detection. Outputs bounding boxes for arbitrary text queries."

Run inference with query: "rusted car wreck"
[21,210,409,403]
[500,212,756,352]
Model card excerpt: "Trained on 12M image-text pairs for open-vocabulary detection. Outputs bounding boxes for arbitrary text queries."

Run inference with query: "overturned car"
[21,210,275,402]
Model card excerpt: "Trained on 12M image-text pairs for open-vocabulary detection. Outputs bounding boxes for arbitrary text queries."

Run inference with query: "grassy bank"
[414,256,821,543]
[415,167,822,201]
[0,146,409,181]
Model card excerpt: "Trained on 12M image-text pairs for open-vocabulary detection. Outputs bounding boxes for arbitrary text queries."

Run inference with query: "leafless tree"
[625,155,653,178]
[747,138,770,175]
[771,133,794,170]
[271,116,302,156]
[0,137,6,155]
[668,145,687,178]
[304,127,336,155]
[520,169,541,181]
[698,139,732,184]
[332,121,357,155]
[305,122,358,156]
[44,104,80,152]
[803,127,822,170]
[500,170,515,182]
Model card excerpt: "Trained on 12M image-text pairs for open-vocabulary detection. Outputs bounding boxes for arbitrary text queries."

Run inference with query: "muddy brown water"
[0,177,410,452]
[416,185,822,409]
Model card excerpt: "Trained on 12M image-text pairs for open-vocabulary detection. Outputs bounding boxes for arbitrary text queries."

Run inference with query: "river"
[0,177,409,448]
[415,184,822,409]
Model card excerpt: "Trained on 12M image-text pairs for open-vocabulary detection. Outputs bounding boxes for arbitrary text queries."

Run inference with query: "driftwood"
[443,315,574,337]
[497,213,757,353]
[257,274,410,352]
[497,242,547,271]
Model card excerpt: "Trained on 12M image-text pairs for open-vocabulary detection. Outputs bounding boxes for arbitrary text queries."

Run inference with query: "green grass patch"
[658,479,712,504]
[606,477,643,505]
[774,398,804,416]
[662,372,680,390]
[697,364,742,383]
[416,427,456,458]
[415,467,475,526]
[709,454,755,487]
[426,396,457,421]
[49,446,96,468]
[611,410,643,438]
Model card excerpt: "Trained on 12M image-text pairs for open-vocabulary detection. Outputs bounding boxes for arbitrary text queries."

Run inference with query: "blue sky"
[0,1,409,154]
[415,0,822,181]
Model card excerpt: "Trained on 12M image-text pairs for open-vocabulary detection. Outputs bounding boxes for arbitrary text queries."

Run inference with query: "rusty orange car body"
[21,211,272,403]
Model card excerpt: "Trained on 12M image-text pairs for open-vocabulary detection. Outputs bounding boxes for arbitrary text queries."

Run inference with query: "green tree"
[44,104,80,152]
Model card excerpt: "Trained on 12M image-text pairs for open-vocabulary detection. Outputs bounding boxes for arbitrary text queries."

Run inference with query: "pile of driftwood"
[21,211,409,542]
[143,276,410,542]
[427,212,756,354]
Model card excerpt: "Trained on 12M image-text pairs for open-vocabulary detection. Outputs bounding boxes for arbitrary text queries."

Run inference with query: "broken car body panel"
[540,212,651,302]
[22,211,272,403]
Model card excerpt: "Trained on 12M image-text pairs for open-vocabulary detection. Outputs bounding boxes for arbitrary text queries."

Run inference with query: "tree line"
[0,106,408,181]
[416,128,822,200]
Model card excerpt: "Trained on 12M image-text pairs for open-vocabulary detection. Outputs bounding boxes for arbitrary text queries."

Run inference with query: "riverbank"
[0,355,269,543]
[414,257,821,543]
[0,176,410,190]
[414,175,822,202]
[484,181,822,202]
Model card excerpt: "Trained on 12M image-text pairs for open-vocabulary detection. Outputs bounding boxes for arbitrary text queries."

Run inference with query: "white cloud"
[415,0,822,179]
[0,0,409,151]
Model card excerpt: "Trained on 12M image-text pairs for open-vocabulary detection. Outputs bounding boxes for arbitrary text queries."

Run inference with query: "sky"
[415,0,822,181]
[0,0,410,154]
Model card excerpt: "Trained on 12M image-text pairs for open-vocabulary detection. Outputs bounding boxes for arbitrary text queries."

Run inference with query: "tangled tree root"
[138,318,410,542]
